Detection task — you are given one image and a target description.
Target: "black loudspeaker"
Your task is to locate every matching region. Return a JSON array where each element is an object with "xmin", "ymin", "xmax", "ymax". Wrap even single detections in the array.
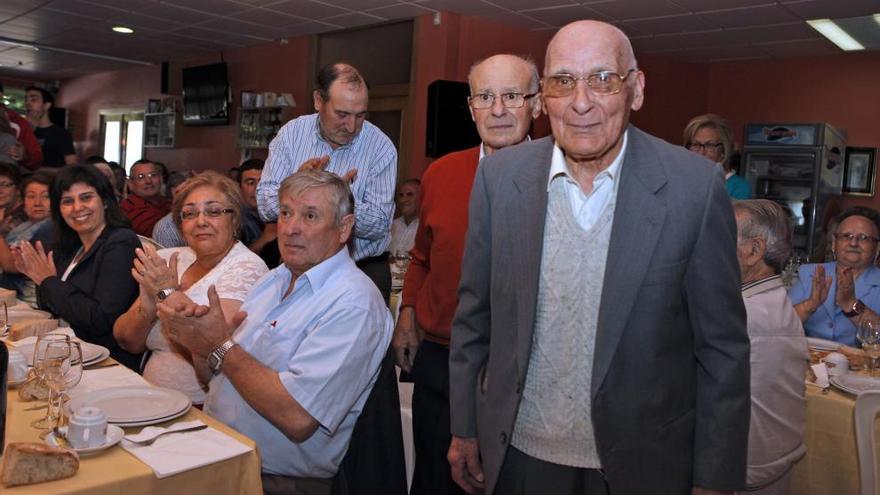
[
  {"xmin": 160, "ymin": 61, "xmax": 169, "ymax": 94},
  {"xmin": 425, "ymin": 80, "xmax": 480, "ymax": 158}
]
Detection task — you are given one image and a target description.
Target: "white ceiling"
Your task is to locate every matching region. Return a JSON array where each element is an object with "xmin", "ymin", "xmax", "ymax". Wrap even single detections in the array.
[{"xmin": 0, "ymin": 0, "xmax": 877, "ymax": 81}]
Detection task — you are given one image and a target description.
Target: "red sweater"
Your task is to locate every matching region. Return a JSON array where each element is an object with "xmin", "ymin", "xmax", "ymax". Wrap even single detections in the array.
[
  {"xmin": 401, "ymin": 146, "xmax": 480, "ymax": 344},
  {"xmin": 6, "ymin": 109, "xmax": 42, "ymax": 170},
  {"xmin": 120, "ymin": 194, "xmax": 170, "ymax": 237}
]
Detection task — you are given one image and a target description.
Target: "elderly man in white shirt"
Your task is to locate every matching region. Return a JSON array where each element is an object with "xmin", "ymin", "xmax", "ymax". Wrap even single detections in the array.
[
  {"xmin": 159, "ymin": 169, "xmax": 393, "ymax": 495},
  {"xmin": 733, "ymin": 199, "xmax": 808, "ymax": 495}
]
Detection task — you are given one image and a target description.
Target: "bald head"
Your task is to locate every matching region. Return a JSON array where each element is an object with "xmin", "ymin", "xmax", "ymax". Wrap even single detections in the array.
[
  {"xmin": 467, "ymin": 54, "xmax": 543, "ymax": 156},
  {"xmin": 545, "ymin": 20, "xmax": 637, "ymax": 75}
]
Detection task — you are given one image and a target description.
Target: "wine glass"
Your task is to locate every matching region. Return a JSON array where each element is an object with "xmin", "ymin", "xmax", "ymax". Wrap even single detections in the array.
[
  {"xmin": 857, "ymin": 318, "xmax": 880, "ymax": 376},
  {"xmin": 34, "ymin": 340, "xmax": 82, "ymax": 431},
  {"xmin": 29, "ymin": 334, "xmax": 71, "ymax": 429}
]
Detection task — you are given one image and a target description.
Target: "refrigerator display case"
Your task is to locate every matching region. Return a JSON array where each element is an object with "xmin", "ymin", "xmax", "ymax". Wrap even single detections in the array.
[{"xmin": 743, "ymin": 123, "xmax": 846, "ymax": 260}]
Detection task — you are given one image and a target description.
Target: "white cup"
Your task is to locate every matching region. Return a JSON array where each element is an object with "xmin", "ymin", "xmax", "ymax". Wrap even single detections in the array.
[
  {"xmin": 67, "ymin": 407, "xmax": 108, "ymax": 449},
  {"xmin": 823, "ymin": 352, "xmax": 849, "ymax": 377},
  {"xmin": 7, "ymin": 349, "xmax": 28, "ymax": 383}
]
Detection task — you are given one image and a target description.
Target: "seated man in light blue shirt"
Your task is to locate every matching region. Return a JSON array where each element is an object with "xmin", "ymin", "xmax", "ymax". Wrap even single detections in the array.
[{"xmin": 158, "ymin": 169, "xmax": 393, "ymax": 494}]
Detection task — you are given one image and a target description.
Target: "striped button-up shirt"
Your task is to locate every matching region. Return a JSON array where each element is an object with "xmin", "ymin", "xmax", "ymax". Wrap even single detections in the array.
[{"xmin": 257, "ymin": 113, "xmax": 398, "ymax": 261}]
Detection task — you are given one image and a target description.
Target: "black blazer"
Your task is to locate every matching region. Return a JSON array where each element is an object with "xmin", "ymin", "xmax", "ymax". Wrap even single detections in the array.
[{"xmin": 37, "ymin": 226, "xmax": 142, "ymax": 371}]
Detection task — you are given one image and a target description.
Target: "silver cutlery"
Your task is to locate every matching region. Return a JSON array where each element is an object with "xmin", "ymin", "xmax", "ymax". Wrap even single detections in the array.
[{"xmin": 125, "ymin": 424, "xmax": 208, "ymax": 446}]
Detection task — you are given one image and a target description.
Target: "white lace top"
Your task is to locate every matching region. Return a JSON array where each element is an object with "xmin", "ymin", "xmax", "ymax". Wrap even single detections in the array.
[{"xmin": 143, "ymin": 241, "xmax": 269, "ymax": 403}]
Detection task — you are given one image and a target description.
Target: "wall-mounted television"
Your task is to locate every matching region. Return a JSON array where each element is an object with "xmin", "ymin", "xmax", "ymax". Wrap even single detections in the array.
[{"xmin": 182, "ymin": 62, "xmax": 230, "ymax": 126}]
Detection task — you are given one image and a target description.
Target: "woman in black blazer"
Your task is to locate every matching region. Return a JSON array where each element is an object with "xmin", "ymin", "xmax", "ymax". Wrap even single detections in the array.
[{"xmin": 15, "ymin": 165, "xmax": 142, "ymax": 371}]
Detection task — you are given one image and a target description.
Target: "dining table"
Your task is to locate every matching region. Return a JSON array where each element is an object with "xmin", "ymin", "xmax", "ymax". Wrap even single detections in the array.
[
  {"xmin": 1, "ymin": 357, "xmax": 264, "ymax": 494},
  {"xmin": 790, "ymin": 379, "xmax": 880, "ymax": 494}
]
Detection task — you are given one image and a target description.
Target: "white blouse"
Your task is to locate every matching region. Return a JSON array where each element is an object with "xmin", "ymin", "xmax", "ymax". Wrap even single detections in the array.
[{"xmin": 142, "ymin": 241, "xmax": 268, "ymax": 403}]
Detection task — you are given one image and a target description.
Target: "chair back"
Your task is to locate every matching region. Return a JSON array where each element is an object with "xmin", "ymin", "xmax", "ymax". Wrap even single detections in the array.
[
  {"xmin": 855, "ymin": 390, "xmax": 880, "ymax": 495},
  {"xmin": 331, "ymin": 349, "xmax": 407, "ymax": 495}
]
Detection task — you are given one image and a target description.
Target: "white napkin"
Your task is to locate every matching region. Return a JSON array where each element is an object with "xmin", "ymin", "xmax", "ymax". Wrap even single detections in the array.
[
  {"xmin": 120, "ymin": 420, "xmax": 253, "ymax": 479},
  {"xmin": 68, "ymin": 366, "xmax": 150, "ymax": 399},
  {"xmin": 810, "ymin": 362, "xmax": 830, "ymax": 389}
]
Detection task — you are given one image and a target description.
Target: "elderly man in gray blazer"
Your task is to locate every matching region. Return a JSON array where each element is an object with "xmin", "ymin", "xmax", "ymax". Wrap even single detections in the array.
[{"xmin": 448, "ymin": 20, "xmax": 750, "ymax": 495}]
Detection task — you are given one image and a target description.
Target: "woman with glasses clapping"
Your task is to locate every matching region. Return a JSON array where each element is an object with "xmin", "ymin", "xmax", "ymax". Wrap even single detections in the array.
[
  {"xmin": 113, "ymin": 171, "xmax": 267, "ymax": 404},
  {"xmin": 789, "ymin": 207, "xmax": 880, "ymax": 346}
]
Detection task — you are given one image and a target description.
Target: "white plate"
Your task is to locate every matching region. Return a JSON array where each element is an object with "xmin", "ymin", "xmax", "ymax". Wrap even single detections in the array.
[
  {"xmin": 14, "ymin": 339, "xmax": 108, "ymax": 366},
  {"xmin": 45, "ymin": 425, "xmax": 124, "ymax": 455},
  {"xmin": 6, "ymin": 375, "xmax": 27, "ymax": 387},
  {"xmin": 808, "ymin": 337, "xmax": 840, "ymax": 351},
  {"xmin": 830, "ymin": 374, "xmax": 880, "ymax": 395},
  {"xmin": 111, "ymin": 406, "xmax": 193, "ymax": 428},
  {"xmin": 65, "ymin": 386, "xmax": 191, "ymax": 425}
]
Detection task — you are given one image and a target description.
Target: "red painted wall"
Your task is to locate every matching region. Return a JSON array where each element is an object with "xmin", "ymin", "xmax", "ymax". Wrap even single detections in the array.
[
  {"xmin": 58, "ymin": 37, "xmax": 311, "ymax": 172},
  {"xmin": 707, "ymin": 52, "xmax": 880, "ymax": 210}
]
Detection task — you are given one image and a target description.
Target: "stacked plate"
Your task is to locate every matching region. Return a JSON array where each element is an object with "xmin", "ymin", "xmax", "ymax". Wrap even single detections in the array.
[
  {"xmin": 65, "ymin": 386, "xmax": 192, "ymax": 427},
  {"xmin": 807, "ymin": 337, "xmax": 840, "ymax": 351},
  {"xmin": 830, "ymin": 374, "xmax": 880, "ymax": 395},
  {"xmin": 14, "ymin": 339, "xmax": 110, "ymax": 367}
]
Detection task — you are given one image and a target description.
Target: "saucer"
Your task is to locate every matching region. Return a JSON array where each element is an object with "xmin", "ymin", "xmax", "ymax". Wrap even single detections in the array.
[{"xmin": 45, "ymin": 425, "xmax": 124, "ymax": 455}]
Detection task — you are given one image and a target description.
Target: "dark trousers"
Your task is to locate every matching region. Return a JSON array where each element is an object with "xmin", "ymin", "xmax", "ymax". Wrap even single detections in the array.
[
  {"xmin": 495, "ymin": 446, "xmax": 610, "ymax": 495},
  {"xmin": 262, "ymin": 473, "xmax": 332, "ymax": 495},
  {"xmin": 410, "ymin": 341, "xmax": 465, "ymax": 495},
  {"xmin": 356, "ymin": 252, "xmax": 391, "ymax": 303}
]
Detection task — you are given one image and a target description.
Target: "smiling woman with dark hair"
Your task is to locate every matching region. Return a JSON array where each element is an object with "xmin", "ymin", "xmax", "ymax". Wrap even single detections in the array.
[{"xmin": 13, "ymin": 164, "xmax": 143, "ymax": 371}]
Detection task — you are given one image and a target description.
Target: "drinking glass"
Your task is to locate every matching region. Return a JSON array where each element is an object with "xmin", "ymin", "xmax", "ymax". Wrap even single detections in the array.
[
  {"xmin": 857, "ymin": 318, "xmax": 880, "ymax": 376},
  {"xmin": 0, "ymin": 302, "xmax": 8, "ymax": 337},
  {"xmin": 29, "ymin": 334, "xmax": 71, "ymax": 429},
  {"xmin": 33, "ymin": 340, "xmax": 82, "ymax": 431}
]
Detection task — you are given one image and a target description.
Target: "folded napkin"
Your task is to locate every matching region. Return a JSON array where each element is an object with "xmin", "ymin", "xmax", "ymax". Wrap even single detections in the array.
[
  {"xmin": 810, "ymin": 362, "xmax": 830, "ymax": 389},
  {"xmin": 9, "ymin": 327, "xmax": 76, "ymax": 348},
  {"xmin": 120, "ymin": 420, "xmax": 253, "ymax": 479},
  {"xmin": 68, "ymin": 366, "xmax": 150, "ymax": 399}
]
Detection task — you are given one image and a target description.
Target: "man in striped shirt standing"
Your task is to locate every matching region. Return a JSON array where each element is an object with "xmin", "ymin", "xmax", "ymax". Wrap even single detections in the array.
[{"xmin": 257, "ymin": 62, "xmax": 397, "ymax": 301}]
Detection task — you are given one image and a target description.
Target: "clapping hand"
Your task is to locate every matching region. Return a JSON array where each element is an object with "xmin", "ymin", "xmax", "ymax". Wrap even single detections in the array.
[
  {"xmin": 12, "ymin": 240, "xmax": 56, "ymax": 285},
  {"xmin": 835, "ymin": 263, "xmax": 857, "ymax": 309},
  {"xmin": 132, "ymin": 244, "xmax": 179, "ymax": 301},
  {"xmin": 806, "ymin": 265, "xmax": 831, "ymax": 312},
  {"xmin": 297, "ymin": 155, "xmax": 357, "ymax": 183},
  {"xmin": 159, "ymin": 284, "xmax": 246, "ymax": 358}
]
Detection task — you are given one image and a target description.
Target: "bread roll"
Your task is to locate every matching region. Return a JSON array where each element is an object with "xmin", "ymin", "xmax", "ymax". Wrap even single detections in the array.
[
  {"xmin": 1, "ymin": 442, "xmax": 79, "ymax": 487},
  {"xmin": 17, "ymin": 376, "xmax": 49, "ymax": 402},
  {"xmin": 9, "ymin": 319, "xmax": 59, "ymax": 342},
  {"xmin": 0, "ymin": 287, "xmax": 16, "ymax": 308}
]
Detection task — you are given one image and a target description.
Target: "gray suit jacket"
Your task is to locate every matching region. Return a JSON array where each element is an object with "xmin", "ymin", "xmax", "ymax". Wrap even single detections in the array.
[{"xmin": 449, "ymin": 126, "xmax": 750, "ymax": 494}]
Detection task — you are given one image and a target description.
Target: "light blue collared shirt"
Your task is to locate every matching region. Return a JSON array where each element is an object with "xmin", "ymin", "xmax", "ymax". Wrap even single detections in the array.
[
  {"xmin": 256, "ymin": 113, "xmax": 398, "ymax": 261},
  {"xmin": 789, "ymin": 262, "xmax": 880, "ymax": 347},
  {"xmin": 546, "ymin": 131, "xmax": 628, "ymax": 231},
  {"xmin": 204, "ymin": 247, "xmax": 394, "ymax": 477}
]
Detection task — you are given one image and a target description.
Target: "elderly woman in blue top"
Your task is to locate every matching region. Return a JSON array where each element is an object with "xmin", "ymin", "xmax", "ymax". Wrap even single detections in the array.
[{"xmin": 789, "ymin": 206, "xmax": 880, "ymax": 346}]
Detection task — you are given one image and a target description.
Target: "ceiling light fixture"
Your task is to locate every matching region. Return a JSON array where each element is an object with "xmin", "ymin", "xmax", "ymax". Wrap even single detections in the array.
[
  {"xmin": 874, "ymin": 13, "xmax": 880, "ymax": 27},
  {"xmin": 112, "ymin": 26, "xmax": 134, "ymax": 34},
  {"xmin": 807, "ymin": 18, "xmax": 865, "ymax": 51}
]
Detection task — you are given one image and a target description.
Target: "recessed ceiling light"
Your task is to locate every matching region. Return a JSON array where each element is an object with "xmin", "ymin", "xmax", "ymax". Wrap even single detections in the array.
[
  {"xmin": 807, "ymin": 19, "xmax": 865, "ymax": 51},
  {"xmin": 112, "ymin": 26, "xmax": 134, "ymax": 34}
]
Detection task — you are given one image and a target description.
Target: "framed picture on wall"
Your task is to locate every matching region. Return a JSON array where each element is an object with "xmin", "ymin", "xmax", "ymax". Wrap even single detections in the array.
[{"xmin": 843, "ymin": 147, "xmax": 877, "ymax": 196}]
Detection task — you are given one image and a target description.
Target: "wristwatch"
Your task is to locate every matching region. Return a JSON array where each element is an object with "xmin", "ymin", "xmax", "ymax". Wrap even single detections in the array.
[
  {"xmin": 208, "ymin": 339, "xmax": 237, "ymax": 374},
  {"xmin": 844, "ymin": 299, "xmax": 866, "ymax": 318},
  {"xmin": 156, "ymin": 287, "xmax": 175, "ymax": 301}
]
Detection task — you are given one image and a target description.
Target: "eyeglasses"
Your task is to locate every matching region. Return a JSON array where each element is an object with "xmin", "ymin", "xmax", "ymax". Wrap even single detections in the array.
[
  {"xmin": 688, "ymin": 141, "xmax": 724, "ymax": 152},
  {"xmin": 0, "ymin": 182, "xmax": 16, "ymax": 189},
  {"xmin": 542, "ymin": 69, "xmax": 637, "ymax": 98},
  {"xmin": 131, "ymin": 172, "xmax": 160, "ymax": 182},
  {"xmin": 834, "ymin": 232, "xmax": 880, "ymax": 244},
  {"xmin": 468, "ymin": 92, "xmax": 538, "ymax": 109},
  {"xmin": 180, "ymin": 206, "xmax": 234, "ymax": 221}
]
